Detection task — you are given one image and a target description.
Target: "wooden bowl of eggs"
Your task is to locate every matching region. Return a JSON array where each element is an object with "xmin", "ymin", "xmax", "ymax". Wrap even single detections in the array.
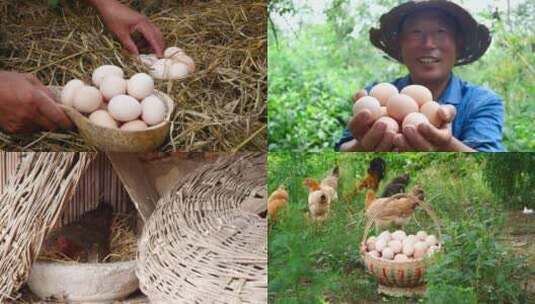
[
  {"xmin": 360, "ymin": 198, "xmax": 442, "ymax": 297},
  {"xmin": 51, "ymin": 65, "xmax": 175, "ymax": 152},
  {"xmin": 353, "ymin": 83, "xmax": 446, "ymax": 138}
]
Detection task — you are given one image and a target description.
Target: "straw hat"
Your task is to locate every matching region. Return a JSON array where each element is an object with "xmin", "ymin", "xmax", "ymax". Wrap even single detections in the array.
[{"xmin": 369, "ymin": 0, "xmax": 491, "ymax": 66}]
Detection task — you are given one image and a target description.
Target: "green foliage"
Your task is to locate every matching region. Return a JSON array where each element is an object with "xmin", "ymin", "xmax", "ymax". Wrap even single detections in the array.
[
  {"xmin": 268, "ymin": 0, "xmax": 535, "ymax": 151},
  {"xmin": 268, "ymin": 153, "xmax": 529, "ymax": 303},
  {"xmin": 424, "ymin": 284, "xmax": 478, "ymax": 304},
  {"xmin": 425, "ymin": 219, "xmax": 527, "ymax": 303},
  {"xmin": 482, "ymin": 153, "xmax": 535, "ymax": 209},
  {"xmin": 48, "ymin": 0, "xmax": 60, "ymax": 8}
]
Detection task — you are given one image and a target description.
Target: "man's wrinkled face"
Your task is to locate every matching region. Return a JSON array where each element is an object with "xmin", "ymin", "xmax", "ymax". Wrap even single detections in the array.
[{"xmin": 399, "ymin": 10, "xmax": 461, "ymax": 84}]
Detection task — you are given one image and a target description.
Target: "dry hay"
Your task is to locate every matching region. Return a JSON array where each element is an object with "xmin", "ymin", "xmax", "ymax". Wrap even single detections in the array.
[
  {"xmin": 0, "ymin": 0, "xmax": 266, "ymax": 151},
  {"xmin": 37, "ymin": 212, "xmax": 138, "ymax": 263}
]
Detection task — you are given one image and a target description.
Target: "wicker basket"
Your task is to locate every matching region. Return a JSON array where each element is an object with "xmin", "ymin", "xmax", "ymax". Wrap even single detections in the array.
[
  {"xmin": 49, "ymin": 86, "xmax": 175, "ymax": 152},
  {"xmin": 360, "ymin": 193, "xmax": 442, "ymax": 297}
]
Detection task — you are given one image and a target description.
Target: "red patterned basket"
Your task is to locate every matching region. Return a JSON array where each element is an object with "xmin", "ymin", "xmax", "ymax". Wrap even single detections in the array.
[{"xmin": 360, "ymin": 194, "xmax": 442, "ymax": 297}]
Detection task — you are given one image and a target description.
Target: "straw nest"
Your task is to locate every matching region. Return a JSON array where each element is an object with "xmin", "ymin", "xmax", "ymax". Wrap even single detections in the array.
[
  {"xmin": 0, "ymin": 0, "xmax": 266, "ymax": 151},
  {"xmin": 38, "ymin": 212, "xmax": 138, "ymax": 263}
]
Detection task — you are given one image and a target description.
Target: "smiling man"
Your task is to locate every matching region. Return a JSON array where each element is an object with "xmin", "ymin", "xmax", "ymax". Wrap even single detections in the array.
[{"xmin": 336, "ymin": 0, "xmax": 504, "ymax": 152}]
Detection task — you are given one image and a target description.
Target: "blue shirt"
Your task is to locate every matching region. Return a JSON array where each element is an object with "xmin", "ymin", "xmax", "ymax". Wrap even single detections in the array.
[{"xmin": 335, "ymin": 74, "xmax": 505, "ymax": 152}]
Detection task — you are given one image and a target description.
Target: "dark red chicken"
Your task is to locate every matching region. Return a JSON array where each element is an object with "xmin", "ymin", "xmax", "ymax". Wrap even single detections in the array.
[{"xmin": 42, "ymin": 202, "xmax": 114, "ymax": 262}]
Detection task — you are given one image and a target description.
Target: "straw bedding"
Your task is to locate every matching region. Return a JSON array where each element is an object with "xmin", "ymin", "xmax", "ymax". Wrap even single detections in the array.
[
  {"xmin": 0, "ymin": 152, "xmax": 95, "ymax": 302},
  {"xmin": 0, "ymin": 0, "xmax": 266, "ymax": 152},
  {"xmin": 137, "ymin": 153, "xmax": 267, "ymax": 303}
]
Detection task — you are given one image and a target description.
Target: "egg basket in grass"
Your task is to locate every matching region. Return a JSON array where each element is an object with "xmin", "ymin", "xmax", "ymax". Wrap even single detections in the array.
[{"xmin": 359, "ymin": 193, "xmax": 442, "ymax": 297}]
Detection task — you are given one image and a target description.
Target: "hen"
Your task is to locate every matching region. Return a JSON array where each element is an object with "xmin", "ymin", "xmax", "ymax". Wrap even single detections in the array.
[
  {"xmin": 381, "ymin": 173, "xmax": 410, "ymax": 197},
  {"xmin": 308, "ymin": 190, "xmax": 330, "ymax": 222},
  {"xmin": 357, "ymin": 158, "xmax": 385, "ymax": 191},
  {"xmin": 365, "ymin": 186, "xmax": 425, "ymax": 228},
  {"xmin": 303, "ymin": 165, "xmax": 339, "ymax": 202},
  {"xmin": 42, "ymin": 202, "xmax": 114, "ymax": 262},
  {"xmin": 267, "ymin": 185, "xmax": 289, "ymax": 221}
]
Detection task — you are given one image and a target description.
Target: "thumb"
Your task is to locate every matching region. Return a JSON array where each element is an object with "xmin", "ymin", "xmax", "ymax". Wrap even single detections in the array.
[{"xmin": 352, "ymin": 89, "xmax": 368, "ymax": 102}]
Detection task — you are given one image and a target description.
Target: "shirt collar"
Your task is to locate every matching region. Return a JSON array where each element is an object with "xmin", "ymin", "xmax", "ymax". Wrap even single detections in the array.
[{"xmin": 396, "ymin": 73, "xmax": 462, "ymax": 105}]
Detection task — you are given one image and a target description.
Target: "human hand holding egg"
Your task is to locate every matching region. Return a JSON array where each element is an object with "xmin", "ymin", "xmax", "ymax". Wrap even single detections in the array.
[{"xmin": 347, "ymin": 83, "xmax": 457, "ymax": 151}]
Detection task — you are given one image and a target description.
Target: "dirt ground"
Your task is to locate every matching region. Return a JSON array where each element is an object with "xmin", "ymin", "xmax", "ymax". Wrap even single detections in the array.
[{"xmin": 502, "ymin": 211, "xmax": 535, "ymax": 302}]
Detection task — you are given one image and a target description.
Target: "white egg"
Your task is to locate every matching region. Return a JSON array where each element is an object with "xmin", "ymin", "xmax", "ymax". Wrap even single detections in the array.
[
  {"xmin": 426, "ymin": 235, "xmax": 438, "ymax": 247},
  {"xmin": 108, "ymin": 95, "xmax": 142, "ymax": 122},
  {"xmin": 391, "ymin": 230, "xmax": 407, "ymax": 241},
  {"xmin": 401, "ymin": 84, "xmax": 433, "ymax": 107},
  {"xmin": 402, "ymin": 242, "xmax": 415, "ymax": 257},
  {"xmin": 369, "ymin": 82, "xmax": 398, "ymax": 106},
  {"xmin": 138, "ymin": 54, "xmax": 159, "ymax": 66},
  {"xmin": 413, "ymin": 241, "xmax": 429, "ymax": 259},
  {"xmin": 368, "ymin": 250, "xmax": 380, "ymax": 258},
  {"xmin": 150, "ymin": 59, "xmax": 173, "ymax": 79},
  {"xmin": 100, "ymin": 75, "xmax": 127, "ymax": 100},
  {"xmin": 375, "ymin": 238, "xmax": 387, "ymax": 253},
  {"xmin": 92, "ymin": 65, "xmax": 124, "ymax": 87},
  {"xmin": 402, "ymin": 112, "xmax": 429, "ymax": 129},
  {"xmin": 353, "ymin": 96, "xmax": 381, "ymax": 119},
  {"xmin": 120, "ymin": 120, "xmax": 148, "ymax": 131},
  {"xmin": 72, "ymin": 86, "xmax": 102, "ymax": 113},
  {"xmin": 366, "ymin": 236, "xmax": 376, "ymax": 251},
  {"xmin": 377, "ymin": 231, "xmax": 391, "ymax": 242},
  {"xmin": 420, "ymin": 101, "xmax": 442, "ymax": 127},
  {"xmin": 386, "ymin": 93, "xmax": 419, "ymax": 122},
  {"xmin": 380, "ymin": 106, "xmax": 388, "ymax": 117},
  {"xmin": 164, "ymin": 46, "xmax": 185, "ymax": 59},
  {"xmin": 127, "ymin": 73, "xmax": 154, "ymax": 100},
  {"xmin": 141, "ymin": 95, "xmax": 166, "ymax": 125},
  {"xmin": 382, "ymin": 247, "xmax": 394, "ymax": 260},
  {"xmin": 169, "ymin": 62, "xmax": 190, "ymax": 79},
  {"xmin": 88, "ymin": 110, "xmax": 118, "ymax": 129},
  {"xmin": 403, "ymin": 235, "xmax": 418, "ymax": 247},
  {"xmin": 61, "ymin": 79, "xmax": 84, "ymax": 106},
  {"xmin": 388, "ymin": 240, "xmax": 402, "ymax": 254},
  {"xmin": 394, "ymin": 254, "xmax": 409, "ymax": 262},
  {"xmin": 172, "ymin": 53, "xmax": 195, "ymax": 73},
  {"xmin": 416, "ymin": 231, "xmax": 428, "ymax": 241}
]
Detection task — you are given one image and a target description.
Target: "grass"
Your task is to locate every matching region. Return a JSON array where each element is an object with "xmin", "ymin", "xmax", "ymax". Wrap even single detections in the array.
[{"xmin": 268, "ymin": 153, "xmax": 529, "ymax": 303}]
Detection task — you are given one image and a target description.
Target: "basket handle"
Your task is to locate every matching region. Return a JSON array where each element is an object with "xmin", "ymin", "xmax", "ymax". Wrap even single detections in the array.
[{"xmin": 361, "ymin": 193, "xmax": 442, "ymax": 247}]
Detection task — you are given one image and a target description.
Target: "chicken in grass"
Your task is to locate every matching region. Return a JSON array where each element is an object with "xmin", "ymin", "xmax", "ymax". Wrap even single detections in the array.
[
  {"xmin": 345, "ymin": 158, "xmax": 385, "ymax": 203},
  {"xmin": 42, "ymin": 202, "xmax": 114, "ymax": 262},
  {"xmin": 357, "ymin": 158, "xmax": 386, "ymax": 191},
  {"xmin": 303, "ymin": 165, "xmax": 339, "ymax": 202},
  {"xmin": 381, "ymin": 173, "xmax": 410, "ymax": 197},
  {"xmin": 308, "ymin": 190, "xmax": 331, "ymax": 222},
  {"xmin": 366, "ymin": 186, "xmax": 425, "ymax": 228},
  {"xmin": 267, "ymin": 185, "xmax": 289, "ymax": 221}
]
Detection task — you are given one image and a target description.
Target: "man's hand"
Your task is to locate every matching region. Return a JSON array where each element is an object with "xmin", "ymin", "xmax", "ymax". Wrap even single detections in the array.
[
  {"xmin": 340, "ymin": 89, "xmax": 395, "ymax": 152},
  {"xmin": 87, "ymin": 0, "xmax": 165, "ymax": 57},
  {"xmin": 393, "ymin": 105, "xmax": 474, "ymax": 151},
  {"xmin": 0, "ymin": 72, "xmax": 73, "ymax": 134}
]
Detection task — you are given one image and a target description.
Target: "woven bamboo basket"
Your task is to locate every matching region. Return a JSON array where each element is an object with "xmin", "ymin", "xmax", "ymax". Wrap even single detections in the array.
[
  {"xmin": 360, "ymin": 193, "xmax": 442, "ymax": 297},
  {"xmin": 137, "ymin": 153, "xmax": 267, "ymax": 304},
  {"xmin": 49, "ymin": 86, "xmax": 175, "ymax": 152},
  {"xmin": 0, "ymin": 152, "xmax": 141, "ymax": 302}
]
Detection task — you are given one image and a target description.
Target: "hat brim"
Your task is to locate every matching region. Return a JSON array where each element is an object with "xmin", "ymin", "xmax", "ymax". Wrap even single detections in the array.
[{"xmin": 369, "ymin": 0, "xmax": 491, "ymax": 66}]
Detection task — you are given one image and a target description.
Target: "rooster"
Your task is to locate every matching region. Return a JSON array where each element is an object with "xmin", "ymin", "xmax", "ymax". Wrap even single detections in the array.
[
  {"xmin": 267, "ymin": 185, "xmax": 289, "ymax": 221},
  {"xmin": 381, "ymin": 173, "xmax": 410, "ymax": 197},
  {"xmin": 42, "ymin": 202, "xmax": 114, "ymax": 262},
  {"xmin": 365, "ymin": 186, "xmax": 425, "ymax": 228}
]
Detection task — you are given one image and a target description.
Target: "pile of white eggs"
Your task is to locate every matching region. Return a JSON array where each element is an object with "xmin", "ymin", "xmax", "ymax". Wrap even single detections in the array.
[
  {"xmin": 139, "ymin": 46, "xmax": 195, "ymax": 80},
  {"xmin": 61, "ymin": 65, "xmax": 167, "ymax": 131},
  {"xmin": 364, "ymin": 230, "xmax": 440, "ymax": 262},
  {"xmin": 353, "ymin": 83, "xmax": 445, "ymax": 133}
]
